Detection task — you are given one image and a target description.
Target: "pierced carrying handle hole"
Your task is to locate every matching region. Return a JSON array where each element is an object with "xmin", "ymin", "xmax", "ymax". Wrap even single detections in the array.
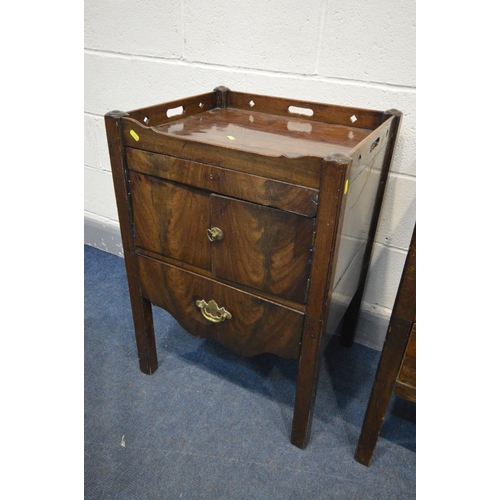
[
  {"xmin": 166, "ymin": 105, "xmax": 185, "ymax": 118},
  {"xmin": 370, "ymin": 137, "xmax": 380, "ymax": 152},
  {"xmin": 288, "ymin": 105, "xmax": 314, "ymax": 117}
]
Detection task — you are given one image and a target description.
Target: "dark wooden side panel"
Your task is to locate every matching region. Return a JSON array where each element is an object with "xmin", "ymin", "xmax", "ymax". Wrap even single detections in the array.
[
  {"xmin": 129, "ymin": 172, "xmax": 212, "ymax": 270},
  {"xmin": 126, "ymin": 148, "xmax": 319, "ymax": 217},
  {"xmin": 340, "ymin": 110, "xmax": 403, "ymax": 347},
  {"xmin": 325, "ymin": 145, "xmax": 386, "ymax": 338},
  {"xmin": 331, "ymin": 147, "xmax": 385, "ymax": 290},
  {"xmin": 229, "ymin": 91, "xmax": 384, "ymax": 130},
  {"xmin": 137, "ymin": 255, "xmax": 304, "ymax": 359},
  {"xmin": 347, "ymin": 117, "xmax": 393, "ymax": 177},
  {"xmin": 121, "ymin": 118, "xmax": 323, "ymax": 189},
  {"xmin": 211, "ymin": 195, "xmax": 315, "ymax": 303},
  {"xmin": 126, "ymin": 92, "xmax": 217, "ymax": 128},
  {"xmin": 326, "ymin": 241, "xmax": 367, "ymax": 336}
]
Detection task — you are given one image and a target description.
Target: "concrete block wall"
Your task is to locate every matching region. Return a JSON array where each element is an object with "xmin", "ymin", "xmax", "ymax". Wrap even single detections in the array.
[{"xmin": 84, "ymin": 0, "xmax": 416, "ymax": 349}]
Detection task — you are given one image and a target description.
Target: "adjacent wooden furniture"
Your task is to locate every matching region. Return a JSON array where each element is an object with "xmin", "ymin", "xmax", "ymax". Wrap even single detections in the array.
[
  {"xmin": 355, "ymin": 226, "xmax": 416, "ymax": 465},
  {"xmin": 105, "ymin": 87, "xmax": 401, "ymax": 449}
]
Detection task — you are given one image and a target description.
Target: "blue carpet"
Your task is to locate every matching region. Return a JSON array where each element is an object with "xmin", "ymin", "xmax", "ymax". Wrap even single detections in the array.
[{"xmin": 84, "ymin": 245, "xmax": 416, "ymax": 499}]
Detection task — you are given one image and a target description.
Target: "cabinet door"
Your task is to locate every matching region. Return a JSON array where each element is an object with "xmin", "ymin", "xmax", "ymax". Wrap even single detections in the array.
[
  {"xmin": 130, "ymin": 172, "xmax": 211, "ymax": 270},
  {"xmin": 210, "ymin": 195, "xmax": 314, "ymax": 303}
]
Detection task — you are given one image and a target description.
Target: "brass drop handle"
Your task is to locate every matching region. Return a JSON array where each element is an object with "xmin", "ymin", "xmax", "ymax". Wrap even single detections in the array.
[
  {"xmin": 196, "ymin": 299, "xmax": 232, "ymax": 323},
  {"xmin": 206, "ymin": 227, "xmax": 224, "ymax": 242}
]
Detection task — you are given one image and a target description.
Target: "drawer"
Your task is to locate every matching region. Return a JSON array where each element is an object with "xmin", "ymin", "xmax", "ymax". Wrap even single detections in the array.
[
  {"xmin": 131, "ymin": 172, "xmax": 315, "ymax": 303},
  {"xmin": 137, "ymin": 255, "xmax": 304, "ymax": 358},
  {"xmin": 126, "ymin": 148, "xmax": 319, "ymax": 217}
]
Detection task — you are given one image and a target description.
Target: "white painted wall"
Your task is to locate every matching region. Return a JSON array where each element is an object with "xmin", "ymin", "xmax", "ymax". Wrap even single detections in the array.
[{"xmin": 84, "ymin": 0, "xmax": 416, "ymax": 349}]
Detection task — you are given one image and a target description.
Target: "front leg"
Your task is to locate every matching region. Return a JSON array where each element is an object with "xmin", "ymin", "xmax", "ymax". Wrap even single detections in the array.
[
  {"xmin": 123, "ymin": 250, "xmax": 158, "ymax": 374},
  {"xmin": 105, "ymin": 111, "xmax": 158, "ymax": 375},
  {"xmin": 291, "ymin": 317, "xmax": 323, "ymax": 449}
]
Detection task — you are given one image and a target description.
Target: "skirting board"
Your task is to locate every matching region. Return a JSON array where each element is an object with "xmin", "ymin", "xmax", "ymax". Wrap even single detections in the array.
[
  {"xmin": 84, "ymin": 215, "xmax": 389, "ymax": 350},
  {"xmin": 84, "ymin": 215, "xmax": 124, "ymax": 258}
]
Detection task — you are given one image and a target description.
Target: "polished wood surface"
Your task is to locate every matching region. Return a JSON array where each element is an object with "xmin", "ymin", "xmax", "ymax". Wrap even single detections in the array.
[
  {"xmin": 127, "ymin": 91, "xmax": 217, "ymax": 128},
  {"xmin": 355, "ymin": 226, "xmax": 416, "ymax": 466},
  {"xmin": 123, "ymin": 117, "xmax": 324, "ymax": 188},
  {"xmin": 155, "ymin": 108, "xmax": 373, "ymax": 158},
  {"xmin": 291, "ymin": 154, "xmax": 349, "ymax": 448},
  {"xmin": 126, "ymin": 148, "xmax": 319, "ymax": 217},
  {"xmin": 326, "ymin": 144, "xmax": 385, "ymax": 338},
  {"xmin": 130, "ymin": 172, "xmax": 211, "ymax": 270},
  {"xmin": 130, "ymin": 171, "xmax": 315, "ymax": 302},
  {"xmin": 104, "ymin": 111, "xmax": 158, "ymax": 375},
  {"xmin": 136, "ymin": 247, "xmax": 307, "ymax": 313},
  {"xmin": 211, "ymin": 195, "xmax": 314, "ymax": 303},
  {"xmin": 138, "ymin": 255, "xmax": 304, "ymax": 358},
  {"xmin": 105, "ymin": 87, "xmax": 402, "ymax": 450},
  {"xmin": 229, "ymin": 90, "xmax": 385, "ymax": 130}
]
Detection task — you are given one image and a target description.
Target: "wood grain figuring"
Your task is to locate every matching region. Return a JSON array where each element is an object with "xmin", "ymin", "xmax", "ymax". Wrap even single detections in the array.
[
  {"xmin": 122, "ymin": 117, "xmax": 323, "ymax": 189},
  {"xmin": 130, "ymin": 172, "xmax": 212, "ymax": 270},
  {"xmin": 211, "ymin": 195, "xmax": 314, "ymax": 303},
  {"xmin": 137, "ymin": 255, "xmax": 304, "ymax": 358},
  {"xmin": 106, "ymin": 89, "xmax": 402, "ymax": 450},
  {"xmin": 126, "ymin": 148, "xmax": 319, "ymax": 217},
  {"xmin": 136, "ymin": 247, "xmax": 307, "ymax": 313},
  {"xmin": 155, "ymin": 108, "xmax": 372, "ymax": 158}
]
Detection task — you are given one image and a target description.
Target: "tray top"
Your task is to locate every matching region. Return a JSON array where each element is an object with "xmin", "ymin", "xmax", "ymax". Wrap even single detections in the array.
[{"xmin": 154, "ymin": 108, "xmax": 373, "ymax": 158}]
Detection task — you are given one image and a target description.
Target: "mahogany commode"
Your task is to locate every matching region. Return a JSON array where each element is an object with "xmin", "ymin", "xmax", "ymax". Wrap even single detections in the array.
[{"xmin": 105, "ymin": 87, "xmax": 401, "ymax": 449}]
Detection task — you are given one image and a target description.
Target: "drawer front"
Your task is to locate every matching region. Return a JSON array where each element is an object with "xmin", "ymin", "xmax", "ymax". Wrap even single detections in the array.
[
  {"xmin": 137, "ymin": 255, "xmax": 304, "ymax": 358},
  {"xmin": 130, "ymin": 171, "xmax": 212, "ymax": 270},
  {"xmin": 126, "ymin": 148, "xmax": 319, "ymax": 217},
  {"xmin": 211, "ymin": 195, "xmax": 314, "ymax": 303}
]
